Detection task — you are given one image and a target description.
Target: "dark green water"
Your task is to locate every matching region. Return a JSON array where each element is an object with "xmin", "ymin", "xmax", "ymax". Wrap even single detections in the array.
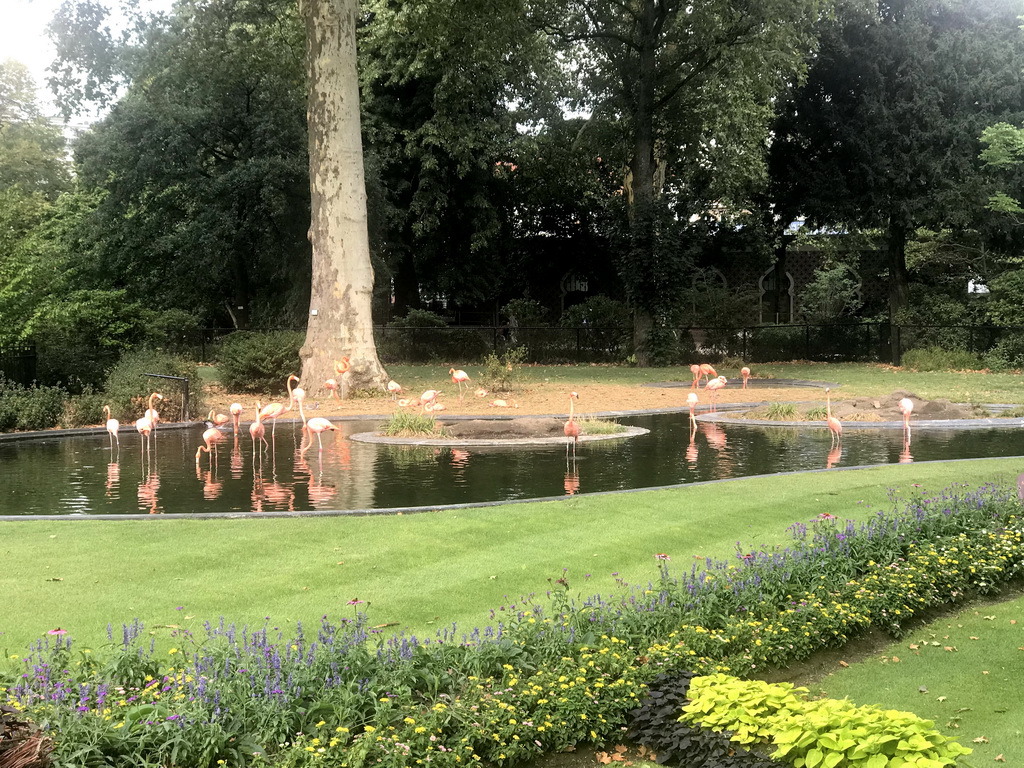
[{"xmin": 1, "ymin": 414, "xmax": 1021, "ymax": 516}]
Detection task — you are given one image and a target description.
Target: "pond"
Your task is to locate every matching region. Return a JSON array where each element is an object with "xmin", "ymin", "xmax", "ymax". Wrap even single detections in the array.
[{"xmin": 2, "ymin": 412, "xmax": 1023, "ymax": 517}]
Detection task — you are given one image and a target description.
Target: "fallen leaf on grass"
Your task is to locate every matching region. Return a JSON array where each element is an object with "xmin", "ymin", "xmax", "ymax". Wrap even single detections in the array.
[
  {"xmin": 984, "ymin": 616, "xmax": 996, "ymax": 621},
  {"xmin": 838, "ymin": 660, "xmax": 849, "ymax": 667},
  {"xmin": 937, "ymin": 696, "xmax": 947, "ymax": 702},
  {"xmin": 892, "ymin": 656, "xmax": 901, "ymax": 663},
  {"xmin": 597, "ymin": 753, "xmax": 611, "ymax": 765},
  {"xmin": 944, "ymin": 646, "xmax": 957, "ymax": 652},
  {"xmin": 970, "ymin": 636, "xmax": 979, "ymax": 640},
  {"xmin": 973, "ymin": 736, "xmax": 990, "ymax": 743},
  {"xmin": 995, "ymin": 754, "xmax": 1005, "ymax": 762},
  {"xmin": 46, "ymin": 578, "xmax": 63, "ymax": 582},
  {"xmin": 908, "ymin": 643, "xmax": 920, "ymax": 650},
  {"xmin": 615, "ymin": 746, "xmax": 628, "ymax": 754}
]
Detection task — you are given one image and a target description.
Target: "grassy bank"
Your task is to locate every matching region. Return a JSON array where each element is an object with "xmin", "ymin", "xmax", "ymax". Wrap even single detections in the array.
[{"xmin": 3, "ymin": 458, "xmax": 1021, "ymax": 657}]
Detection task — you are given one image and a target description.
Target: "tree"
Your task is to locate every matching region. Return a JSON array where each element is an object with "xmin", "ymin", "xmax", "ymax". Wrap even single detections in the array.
[
  {"xmin": 771, "ymin": 0, "xmax": 1024, "ymax": 361},
  {"xmin": 297, "ymin": 0, "xmax": 387, "ymax": 390},
  {"xmin": 535, "ymin": 0, "xmax": 821, "ymax": 364}
]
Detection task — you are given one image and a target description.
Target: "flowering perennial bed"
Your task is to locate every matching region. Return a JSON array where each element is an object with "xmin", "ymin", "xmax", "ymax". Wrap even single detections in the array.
[{"xmin": 2, "ymin": 484, "xmax": 1021, "ymax": 767}]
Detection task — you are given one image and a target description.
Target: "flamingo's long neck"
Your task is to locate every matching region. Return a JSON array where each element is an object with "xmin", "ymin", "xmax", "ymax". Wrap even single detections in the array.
[
  {"xmin": 568, "ymin": 396, "xmax": 575, "ymax": 423},
  {"xmin": 826, "ymin": 391, "xmax": 832, "ymax": 419},
  {"xmin": 149, "ymin": 393, "xmax": 157, "ymax": 411}
]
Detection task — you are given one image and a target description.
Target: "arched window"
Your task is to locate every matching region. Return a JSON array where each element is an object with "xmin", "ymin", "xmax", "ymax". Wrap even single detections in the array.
[{"xmin": 759, "ymin": 267, "xmax": 795, "ymax": 324}]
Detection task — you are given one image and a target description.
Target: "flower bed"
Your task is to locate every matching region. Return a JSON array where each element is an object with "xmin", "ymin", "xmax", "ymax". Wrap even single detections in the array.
[{"xmin": 3, "ymin": 485, "xmax": 1021, "ymax": 767}]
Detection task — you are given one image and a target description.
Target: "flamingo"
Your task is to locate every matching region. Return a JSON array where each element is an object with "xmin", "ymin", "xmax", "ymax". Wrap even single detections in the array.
[
  {"xmin": 335, "ymin": 357, "xmax": 351, "ymax": 399},
  {"xmin": 207, "ymin": 409, "xmax": 230, "ymax": 428},
  {"xmin": 259, "ymin": 401, "xmax": 287, "ymax": 438},
  {"xmin": 449, "ymin": 368, "xmax": 470, "ymax": 400},
  {"xmin": 826, "ymin": 443, "xmax": 842, "ymax": 469},
  {"xmin": 474, "ymin": 387, "xmax": 488, "ymax": 398},
  {"xmin": 420, "ymin": 390, "xmax": 441, "ymax": 412},
  {"xmin": 386, "ymin": 380, "xmax": 403, "ymax": 399},
  {"xmin": 195, "ymin": 427, "xmax": 226, "ymax": 466},
  {"xmin": 301, "ymin": 417, "xmax": 337, "ymax": 455},
  {"xmin": 564, "ymin": 391, "xmax": 581, "ymax": 458},
  {"xmin": 698, "ymin": 364, "xmax": 717, "ymax": 388},
  {"xmin": 705, "ymin": 376, "xmax": 727, "ymax": 411},
  {"xmin": 686, "ymin": 391, "xmax": 698, "ymax": 428},
  {"xmin": 229, "ymin": 402, "xmax": 244, "ymax": 436},
  {"xmin": 249, "ymin": 401, "xmax": 269, "ymax": 455},
  {"xmin": 898, "ymin": 397, "xmax": 914, "ymax": 433},
  {"xmin": 489, "ymin": 399, "xmax": 510, "ymax": 408},
  {"xmin": 429, "ymin": 402, "xmax": 447, "ymax": 412},
  {"xmin": 103, "ymin": 405, "xmax": 119, "ymax": 449},
  {"xmin": 690, "ymin": 364, "xmax": 701, "ymax": 389},
  {"xmin": 741, "ymin": 367, "xmax": 751, "ymax": 389},
  {"xmin": 825, "ymin": 387, "xmax": 842, "ymax": 447},
  {"xmin": 145, "ymin": 392, "xmax": 163, "ymax": 427},
  {"xmin": 287, "ymin": 375, "xmax": 306, "ymax": 415},
  {"xmin": 397, "ymin": 398, "xmax": 418, "ymax": 408},
  {"xmin": 325, "ymin": 379, "xmax": 340, "ymax": 399},
  {"xmin": 135, "ymin": 415, "xmax": 155, "ymax": 454}
]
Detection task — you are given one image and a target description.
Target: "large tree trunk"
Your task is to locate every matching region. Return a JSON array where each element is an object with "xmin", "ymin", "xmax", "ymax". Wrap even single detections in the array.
[
  {"xmin": 298, "ymin": 0, "xmax": 388, "ymax": 396},
  {"xmin": 887, "ymin": 217, "xmax": 910, "ymax": 365},
  {"xmin": 628, "ymin": 0, "xmax": 659, "ymax": 367}
]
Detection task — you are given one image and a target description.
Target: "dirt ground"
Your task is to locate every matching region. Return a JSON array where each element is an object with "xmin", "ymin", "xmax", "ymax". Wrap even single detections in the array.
[{"xmin": 203, "ymin": 381, "xmax": 980, "ymax": 432}]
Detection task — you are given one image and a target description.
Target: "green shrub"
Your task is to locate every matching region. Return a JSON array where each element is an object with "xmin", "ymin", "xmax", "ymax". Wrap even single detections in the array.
[
  {"xmin": 104, "ymin": 349, "xmax": 205, "ymax": 421},
  {"xmin": 481, "ymin": 346, "xmax": 528, "ymax": 391},
  {"xmin": 380, "ymin": 411, "xmax": 447, "ymax": 437},
  {"xmin": 901, "ymin": 346, "xmax": 983, "ymax": 372},
  {"xmin": 215, "ymin": 331, "xmax": 304, "ymax": 394},
  {"xmin": 0, "ymin": 377, "xmax": 67, "ymax": 431},
  {"xmin": 984, "ymin": 332, "xmax": 1024, "ymax": 372},
  {"xmin": 763, "ymin": 403, "xmax": 797, "ymax": 420},
  {"xmin": 62, "ymin": 388, "xmax": 108, "ymax": 427},
  {"xmin": 682, "ymin": 673, "xmax": 972, "ymax": 768}
]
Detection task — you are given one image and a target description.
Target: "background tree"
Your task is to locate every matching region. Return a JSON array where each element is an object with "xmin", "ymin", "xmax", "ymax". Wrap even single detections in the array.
[
  {"xmin": 533, "ymin": 0, "xmax": 822, "ymax": 364},
  {"xmin": 770, "ymin": 0, "xmax": 1024, "ymax": 361}
]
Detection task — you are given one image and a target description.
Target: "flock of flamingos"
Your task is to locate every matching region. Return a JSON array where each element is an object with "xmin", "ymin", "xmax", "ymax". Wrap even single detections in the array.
[{"xmin": 89, "ymin": 361, "xmax": 920, "ymax": 511}]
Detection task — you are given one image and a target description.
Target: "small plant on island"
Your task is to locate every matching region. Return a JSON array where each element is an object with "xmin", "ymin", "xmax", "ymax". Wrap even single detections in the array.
[
  {"xmin": 380, "ymin": 410, "xmax": 450, "ymax": 437},
  {"xmin": 576, "ymin": 417, "xmax": 627, "ymax": 435},
  {"xmin": 763, "ymin": 402, "xmax": 798, "ymax": 420}
]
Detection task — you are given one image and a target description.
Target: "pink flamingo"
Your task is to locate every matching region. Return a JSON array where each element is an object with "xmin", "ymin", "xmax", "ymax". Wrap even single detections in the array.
[
  {"xmin": 301, "ymin": 417, "xmax": 337, "ymax": 455},
  {"xmin": 230, "ymin": 402, "xmax": 244, "ymax": 436},
  {"xmin": 335, "ymin": 357, "xmax": 351, "ymax": 399},
  {"xmin": 898, "ymin": 397, "xmax": 914, "ymax": 433},
  {"xmin": 564, "ymin": 392, "xmax": 581, "ymax": 458},
  {"xmin": 135, "ymin": 415, "xmax": 155, "ymax": 455},
  {"xmin": 741, "ymin": 367, "xmax": 751, "ymax": 389},
  {"xmin": 386, "ymin": 379, "xmax": 403, "ymax": 399},
  {"xmin": 195, "ymin": 426, "xmax": 226, "ymax": 466},
  {"xmin": 686, "ymin": 391, "xmax": 698, "ymax": 428},
  {"xmin": 287, "ymin": 375, "xmax": 306, "ymax": 415},
  {"xmin": 826, "ymin": 443, "xmax": 842, "ymax": 469},
  {"xmin": 144, "ymin": 392, "xmax": 163, "ymax": 427},
  {"xmin": 420, "ymin": 389, "xmax": 441, "ymax": 412},
  {"xmin": 449, "ymin": 368, "xmax": 470, "ymax": 400},
  {"xmin": 259, "ymin": 401, "xmax": 287, "ymax": 438},
  {"xmin": 103, "ymin": 405, "xmax": 119, "ymax": 449},
  {"xmin": 489, "ymin": 399, "xmax": 510, "ymax": 407},
  {"xmin": 249, "ymin": 401, "xmax": 269, "ymax": 455},
  {"xmin": 825, "ymin": 388, "xmax": 842, "ymax": 446},
  {"xmin": 325, "ymin": 379, "xmax": 340, "ymax": 399},
  {"xmin": 690, "ymin": 364, "xmax": 701, "ymax": 389},
  {"xmin": 207, "ymin": 409, "xmax": 230, "ymax": 428},
  {"xmin": 698, "ymin": 364, "xmax": 717, "ymax": 388},
  {"xmin": 705, "ymin": 376, "xmax": 727, "ymax": 411}
]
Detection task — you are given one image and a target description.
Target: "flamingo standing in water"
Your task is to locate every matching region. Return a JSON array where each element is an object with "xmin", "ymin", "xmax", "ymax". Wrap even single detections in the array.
[
  {"xmin": 741, "ymin": 367, "xmax": 751, "ymax": 389},
  {"xmin": 564, "ymin": 391, "xmax": 581, "ymax": 458},
  {"xmin": 195, "ymin": 427, "xmax": 226, "ymax": 466},
  {"xmin": 898, "ymin": 397, "xmax": 914, "ymax": 434},
  {"xmin": 686, "ymin": 391, "xmax": 699, "ymax": 428},
  {"xmin": 144, "ymin": 392, "xmax": 163, "ymax": 428},
  {"xmin": 287, "ymin": 375, "xmax": 306, "ymax": 415},
  {"xmin": 230, "ymin": 402, "xmax": 244, "ymax": 436},
  {"xmin": 705, "ymin": 376, "xmax": 727, "ymax": 411},
  {"xmin": 249, "ymin": 401, "xmax": 269, "ymax": 456},
  {"xmin": 825, "ymin": 388, "xmax": 842, "ymax": 446},
  {"xmin": 301, "ymin": 417, "xmax": 337, "ymax": 455},
  {"xmin": 135, "ymin": 414, "xmax": 155, "ymax": 455},
  {"xmin": 103, "ymin": 405, "xmax": 119, "ymax": 449},
  {"xmin": 259, "ymin": 400, "xmax": 287, "ymax": 438}
]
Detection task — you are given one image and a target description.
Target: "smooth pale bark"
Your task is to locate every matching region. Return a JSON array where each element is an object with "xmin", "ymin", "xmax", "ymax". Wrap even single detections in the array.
[{"xmin": 299, "ymin": 0, "xmax": 387, "ymax": 396}]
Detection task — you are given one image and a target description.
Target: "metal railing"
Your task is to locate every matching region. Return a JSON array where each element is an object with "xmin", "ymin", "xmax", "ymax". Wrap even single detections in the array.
[{"xmin": 0, "ymin": 343, "xmax": 37, "ymax": 386}]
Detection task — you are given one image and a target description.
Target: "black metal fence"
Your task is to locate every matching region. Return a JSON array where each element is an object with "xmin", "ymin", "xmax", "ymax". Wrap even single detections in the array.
[
  {"xmin": 7, "ymin": 324, "xmax": 1023, "ymax": 377},
  {"xmin": 0, "ymin": 343, "xmax": 37, "ymax": 386}
]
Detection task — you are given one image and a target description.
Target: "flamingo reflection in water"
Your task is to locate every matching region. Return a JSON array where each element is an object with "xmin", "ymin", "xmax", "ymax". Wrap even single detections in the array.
[
  {"xmin": 137, "ymin": 468, "xmax": 160, "ymax": 514},
  {"xmin": 685, "ymin": 423, "xmax": 699, "ymax": 470},
  {"xmin": 450, "ymin": 448, "xmax": 470, "ymax": 475},
  {"xmin": 105, "ymin": 461, "xmax": 120, "ymax": 499},
  {"xmin": 230, "ymin": 435, "xmax": 244, "ymax": 479},
  {"xmin": 564, "ymin": 457, "xmax": 580, "ymax": 495},
  {"xmin": 294, "ymin": 454, "xmax": 338, "ymax": 508},
  {"xmin": 826, "ymin": 443, "xmax": 842, "ymax": 469},
  {"xmin": 197, "ymin": 464, "xmax": 224, "ymax": 500},
  {"xmin": 899, "ymin": 432, "xmax": 913, "ymax": 464}
]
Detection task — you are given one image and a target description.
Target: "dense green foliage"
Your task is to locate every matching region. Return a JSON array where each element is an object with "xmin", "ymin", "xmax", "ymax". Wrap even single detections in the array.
[
  {"xmin": 215, "ymin": 331, "xmax": 304, "ymax": 395},
  {"xmin": 0, "ymin": 377, "xmax": 67, "ymax": 430},
  {"xmin": 103, "ymin": 349, "xmax": 205, "ymax": 421}
]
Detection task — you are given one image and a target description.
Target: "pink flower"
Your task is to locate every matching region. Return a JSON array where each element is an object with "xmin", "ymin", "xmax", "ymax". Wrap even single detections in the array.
[
  {"xmin": 47, "ymin": 628, "xmax": 68, "ymax": 636},
  {"xmin": 347, "ymin": 598, "xmax": 365, "ymax": 605},
  {"xmin": 654, "ymin": 553, "xmax": 670, "ymax": 561}
]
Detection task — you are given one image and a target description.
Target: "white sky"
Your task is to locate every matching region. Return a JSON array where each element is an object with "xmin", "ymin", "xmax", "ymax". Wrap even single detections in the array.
[{"xmin": 2, "ymin": 0, "xmax": 173, "ymax": 127}]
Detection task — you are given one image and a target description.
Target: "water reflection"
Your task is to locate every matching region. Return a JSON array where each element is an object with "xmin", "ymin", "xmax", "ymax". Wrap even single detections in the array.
[{"xmin": 1, "ymin": 413, "xmax": 1023, "ymax": 516}]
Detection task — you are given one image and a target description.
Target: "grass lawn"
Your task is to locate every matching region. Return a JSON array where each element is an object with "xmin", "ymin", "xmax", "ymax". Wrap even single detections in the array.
[
  {"xmin": 3, "ymin": 458, "xmax": 1021, "ymax": 659},
  {"xmin": 805, "ymin": 591, "xmax": 1024, "ymax": 765}
]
